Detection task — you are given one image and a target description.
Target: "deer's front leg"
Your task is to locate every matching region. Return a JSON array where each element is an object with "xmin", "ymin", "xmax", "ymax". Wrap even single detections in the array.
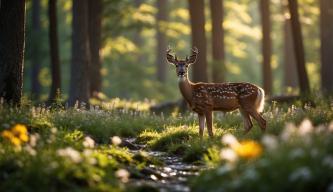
[
  {"xmin": 198, "ymin": 114, "xmax": 205, "ymax": 138},
  {"xmin": 205, "ymin": 111, "xmax": 214, "ymax": 138}
]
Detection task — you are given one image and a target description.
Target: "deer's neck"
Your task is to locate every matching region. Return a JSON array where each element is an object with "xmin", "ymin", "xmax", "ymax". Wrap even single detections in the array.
[{"xmin": 178, "ymin": 76, "xmax": 193, "ymax": 104}]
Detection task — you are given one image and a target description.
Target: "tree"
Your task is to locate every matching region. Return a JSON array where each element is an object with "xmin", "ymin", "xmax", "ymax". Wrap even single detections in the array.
[
  {"xmin": 0, "ymin": 1, "xmax": 26, "ymax": 104},
  {"xmin": 188, "ymin": 0, "xmax": 208, "ymax": 82},
  {"xmin": 88, "ymin": 0, "xmax": 102, "ymax": 97},
  {"xmin": 48, "ymin": 0, "xmax": 61, "ymax": 102},
  {"xmin": 320, "ymin": 0, "xmax": 333, "ymax": 94},
  {"xmin": 31, "ymin": 0, "xmax": 41, "ymax": 100},
  {"xmin": 287, "ymin": 0, "xmax": 310, "ymax": 95},
  {"xmin": 156, "ymin": 0, "xmax": 168, "ymax": 83},
  {"xmin": 259, "ymin": 0, "xmax": 272, "ymax": 95},
  {"xmin": 210, "ymin": 0, "xmax": 225, "ymax": 83},
  {"xmin": 282, "ymin": 3, "xmax": 298, "ymax": 89},
  {"xmin": 69, "ymin": 0, "xmax": 90, "ymax": 106}
]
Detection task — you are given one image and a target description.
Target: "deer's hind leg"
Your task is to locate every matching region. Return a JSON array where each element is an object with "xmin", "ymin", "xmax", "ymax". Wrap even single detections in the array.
[
  {"xmin": 240, "ymin": 109, "xmax": 253, "ymax": 133},
  {"xmin": 247, "ymin": 109, "xmax": 266, "ymax": 131}
]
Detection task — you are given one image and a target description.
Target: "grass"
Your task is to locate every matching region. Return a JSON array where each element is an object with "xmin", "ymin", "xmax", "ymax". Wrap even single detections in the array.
[{"xmin": 0, "ymin": 97, "xmax": 332, "ymax": 191}]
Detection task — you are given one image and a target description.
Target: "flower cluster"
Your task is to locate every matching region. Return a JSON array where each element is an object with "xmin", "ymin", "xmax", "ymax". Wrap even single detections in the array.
[
  {"xmin": 1, "ymin": 124, "xmax": 29, "ymax": 147},
  {"xmin": 220, "ymin": 134, "xmax": 263, "ymax": 163}
]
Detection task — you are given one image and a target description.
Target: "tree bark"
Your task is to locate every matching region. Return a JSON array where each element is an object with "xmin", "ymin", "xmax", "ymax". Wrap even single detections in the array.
[
  {"xmin": 48, "ymin": 0, "xmax": 61, "ymax": 102},
  {"xmin": 210, "ymin": 0, "xmax": 225, "ymax": 83},
  {"xmin": 88, "ymin": 0, "xmax": 102, "ymax": 97},
  {"xmin": 0, "ymin": 0, "xmax": 26, "ymax": 104},
  {"xmin": 287, "ymin": 0, "xmax": 310, "ymax": 95},
  {"xmin": 69, "ymin": 0, "xmax": 90, "ymax": 107},
  {"xmin": 156, "ymin": 0, "xmax": 168, "ymax": 83},
  {"xmin": 320, "ymin": 0, "xmax": 333, "ymax": 94},
  {"xmin": 31, "ymin": 0, "xmax": 41, "ymax": 100},
  {"xmin": 260, "ymin": 0, "xmax": 272, "ymax": 95},
  {"xmin": 188, "ymin": 0, "xmax": 208, "ymax": 82},
  {"xmin": 283, "ymin": 16, "xmax": 298, "ymax": 89}
]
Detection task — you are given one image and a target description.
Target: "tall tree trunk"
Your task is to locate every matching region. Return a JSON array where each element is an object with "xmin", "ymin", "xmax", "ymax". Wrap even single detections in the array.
[
  {"xmin": 210, "ymin": 0, "xmax": 225, "ymax": 83},
  {"xmin": 133, "ymin": 0, "xmax": 144, "ymax": 65},
  {"xmin": 48, "ymin": 0, "xmax": 61, "ymax": 102},
  {"xmin": 283, "ymin": 16, "xmax": 298, "ymax": 89},
  {"xmin": 156, "ymin": 0, "xmax": 168, "ymax": 83},
  {"xmin": 88, "ymin": 0, "xmax": 102, "ymax": 97},
  {"xmin": 287, "ymin": 0, "xmax": 310, "ymax": 95},
  {"xmin": 0, "ymin": 0, "xmax": 26, "ymax": 104},
  {"xmin": 320, "ymin": 0, "xmax": 333, "ymax": 94},
  {"xmin": 69, "ymin": 0, "xmax": 90, "ymax": 107},
  {"xmin": 260, "ymin": 0, "xmax": 272, "ymax": 95},
  {"xmin": 31, "ymin": 0, "xmax": 41, "ymax": 100},
  {"xmin": 188, "ymin": 0, "xmax": 208, "ymax": 82}
]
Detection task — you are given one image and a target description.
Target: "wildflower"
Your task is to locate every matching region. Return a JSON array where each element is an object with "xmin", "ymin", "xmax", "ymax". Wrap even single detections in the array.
[
  {"xmin": 234, "ymin": 140, "xmax": 263, "ymax": 159},
  {"xmin": 298, "ymin": 119, "xmax": 313, "ymax": 135},
  {"xmin": 1, "ymin": 124, "xmax": 29, "ymax": 147},
  {"xmin": 115, "ymin": 169, "xmax": 130, "ymax": 183},
  {"xmin": 261, "ymin": 135, "xmax": 278, "ymax": 150},
  {"xmin": 111, "ymin": 136, "xmax": 122, "ymax": 146},
  {"xmin": 83, "ymin": 136, "xmax": 95, "ymax": 148},
  {"xmin": 281, "ymin": 123, "xmax": 297, "ymax": 141},
  {"xmin": 221, "ymin": 133, "xmax": 239, "ymax": 148},
  {"xmin": 220, "ymin": 148, "xmax": 238, "ymax": 162},
  {"xmin": 289, "ymin": 148, "xmax": 305, "ymax": 159},
  {"xmin": 289, "ymin": 167, "xmax": 312, "ymax": 182},
  {"xmin": 57, "ymin": 147, "xmax": 82, "ymax": 163}
]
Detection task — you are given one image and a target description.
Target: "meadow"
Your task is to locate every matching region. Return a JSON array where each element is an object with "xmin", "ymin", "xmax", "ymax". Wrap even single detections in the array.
[{"xmin": 0, "ymin": 96, "xmax": 333, "ymax": 192}]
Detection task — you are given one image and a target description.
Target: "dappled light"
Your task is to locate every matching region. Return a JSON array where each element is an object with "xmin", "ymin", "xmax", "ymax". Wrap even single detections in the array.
[{"xmin": 0, "ymin": 0, "xmax": 333, "ymax": 191}]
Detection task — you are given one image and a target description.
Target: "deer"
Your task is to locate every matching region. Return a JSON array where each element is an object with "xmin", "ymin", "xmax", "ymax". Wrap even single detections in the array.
[{"xmin": 166, "ymin": 47, "xmax": 266, "ymax": 138}]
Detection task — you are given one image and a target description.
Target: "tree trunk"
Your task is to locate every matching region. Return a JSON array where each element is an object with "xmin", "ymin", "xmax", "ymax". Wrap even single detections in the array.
[
  {"xmin": 156, "ymin": 0, "xmax": 168, "ymax": 83},
  {"xmin": 48, "ymin": 0, "xmax": 61, "ymax": 102},
  {"xmin": 320, "ymin": 0, "xmax": 333, "ymax": 94},
  {"xmin": 260, "ymin": 0, "xmax": 272, "ymax": 95},
  {"xmin": 283, "ymin": 16, "xmax": 298, "ymax": 89},
  {"xmin": 0, "ymin": 0, "xmax": 26, "ymax": 104},
  {"xmin": 31, "ymin": 0, "xmax": 41, "ymax": 100},
  {"xmin": 210, "ymin": 0, "xmax": 225, "ymax": 83},
  {"xmin": 88, "ymin": 0, "xmax": 102, "ymax": 97},
  {"xmin": 287, "ymin": 0, "xmax": 310, "ymax": 95},
  {"xmin": 188, "ymin": 0, "xmax": 208, "ymax": 82},
  {"xmin": 69, "ymin": 0, "xmax": 90, "ymax": 107}
]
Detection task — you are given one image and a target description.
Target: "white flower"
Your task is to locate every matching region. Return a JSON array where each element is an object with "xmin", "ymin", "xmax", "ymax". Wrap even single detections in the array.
[
  {"xmin": 57, "ymin": 147, "xmax": 82, "ymax": 163},
  {"xmin": 322, "ymin": 156, "xmax": 333, "ymax": 168},
  {"xmin": 289, "ymin": 148, "xmax": 305, "ymax": 159},
  {"xmin": 115, "ymin": 169, "xmax": 130, "ymax": 183},
  {"xmin": 221, "ymin": 133, "xmax": 239, "ymax": 148},
  {"xmin": 217, "ymin": 164, "xmax": 233, "ymax": 175},
  {"xmin": 83, "ymin": 136, "xmax": 95, "ymax": 148},
  {"xmin": 289, "ymin": 167, "xmax": 312, "ymax": 182},
  {"xmin": 298, "ymin": 119, "xmax": 313, "ymax": 135},
  {"xmin": 329, "ymin": 121, "xmax": 333, "ymax": 133},
  {"xmin": 29, "ymin": 133, "xmax": 40, "ymax": 147},
  {"xmin": 281, "ymin": 123, "xmax": 297, "ymax": 141},
  {"xmin": 111, "ymin": 136, "xmax": 122, "ymax": 146},
  {"xmin": 261, "ymin": 134, "xmax": 278, "ymax": 150},
  {"xmin": 220, "ymin": 148, "xmax": 238, "ymax": 162},
  {"xmin": 243, "ymin": 168, "xmax": 258, "ymax": 180}
]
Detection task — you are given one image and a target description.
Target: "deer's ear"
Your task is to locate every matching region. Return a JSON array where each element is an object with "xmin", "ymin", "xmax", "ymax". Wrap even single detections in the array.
[
  {"xmin": 166, "ymin": 48, "xmax": 176, "ymax": 64},
  {"xmin": 186, "ymin": 47, "xmax": 198, "ymax": 64}
]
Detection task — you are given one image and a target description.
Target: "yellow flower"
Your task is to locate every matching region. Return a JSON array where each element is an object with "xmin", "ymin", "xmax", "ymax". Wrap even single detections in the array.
[
  {"xmin": 234, "ymin": 140, "xmax": 263, "ymax": 159},
  {"xmin": 1, "ymin": 130, "xmax": 14, "ymax": 139},
  {"xmin": 1, "ymin": 124, "xmax": 29, "ymax": 147},
  {"xmin": 12, "ymin": 124, "xmax": 28, "ymax": 136}
]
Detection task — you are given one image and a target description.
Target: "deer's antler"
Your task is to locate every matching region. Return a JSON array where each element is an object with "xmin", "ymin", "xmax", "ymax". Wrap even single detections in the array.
[
  {"xmin": 166, "ymin": 47, "xmax": 176, "ymax": 64},
  {"xmin": 186, "ymin": 47, "xmax": 198, "ymax": 64}
]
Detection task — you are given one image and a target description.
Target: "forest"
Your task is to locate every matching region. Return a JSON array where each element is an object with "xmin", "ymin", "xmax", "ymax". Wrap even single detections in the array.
[{"xmin": 0, "ymin": 0, "xmax": 332, "ymax": 191}]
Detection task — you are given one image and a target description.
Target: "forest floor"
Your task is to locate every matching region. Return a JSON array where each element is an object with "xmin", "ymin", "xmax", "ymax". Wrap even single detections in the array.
[{"xmin": 0, "ymin": 97, "xmax": 333, "ymax": 192}]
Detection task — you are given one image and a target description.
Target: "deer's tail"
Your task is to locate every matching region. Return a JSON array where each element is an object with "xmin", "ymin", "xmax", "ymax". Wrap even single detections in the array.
[{"xmin": 255, "ymin": 87, "xmax": 265, "ymax": 113}]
